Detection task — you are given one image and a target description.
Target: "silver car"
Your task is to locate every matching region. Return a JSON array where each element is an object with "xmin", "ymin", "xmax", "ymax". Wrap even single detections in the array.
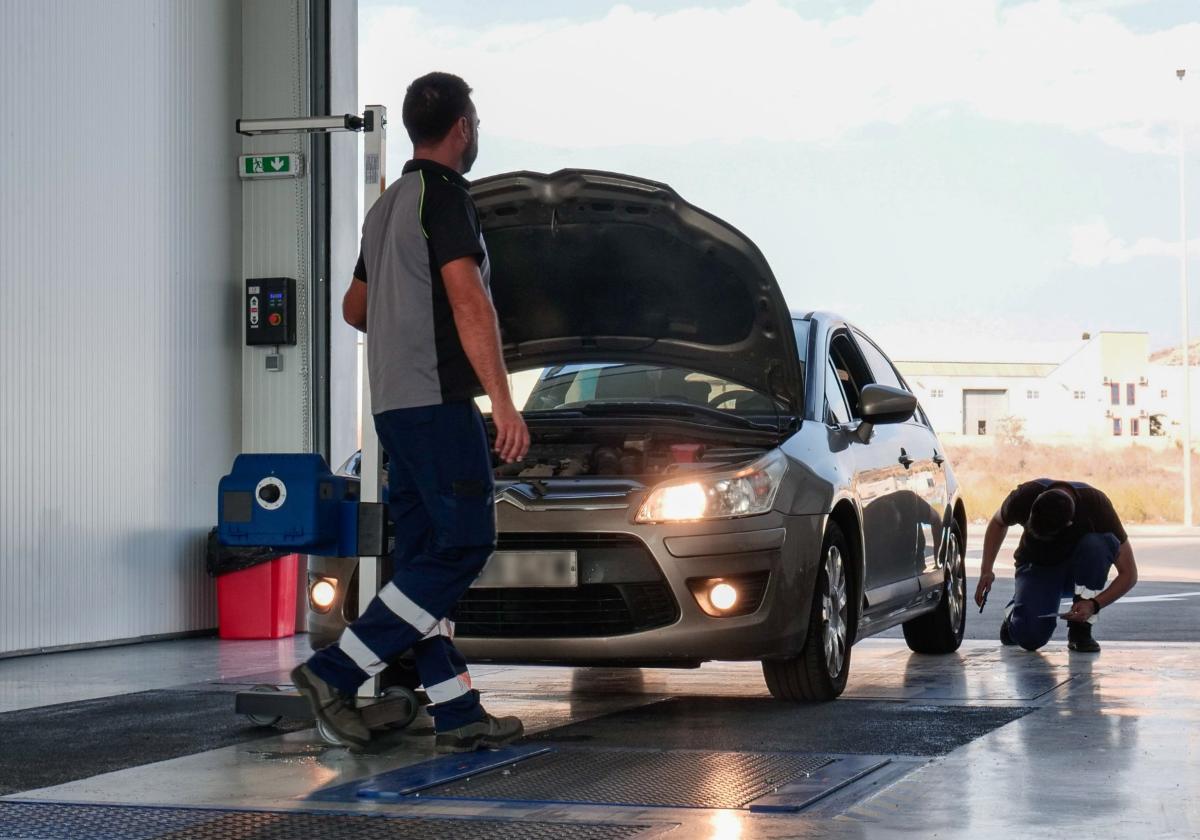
[{"xmin": 309, "ymin": 170, "xmax": 968, "ymax": 701}]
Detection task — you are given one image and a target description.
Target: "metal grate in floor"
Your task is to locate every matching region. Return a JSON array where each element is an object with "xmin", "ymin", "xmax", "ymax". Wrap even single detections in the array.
[
  {"xmin": 420, "ymin": 748, "xmax": 835, "ymax": 810},
  {"xmin": 0, "ymin": 801, "xmax": 654, "ymax": 840}
]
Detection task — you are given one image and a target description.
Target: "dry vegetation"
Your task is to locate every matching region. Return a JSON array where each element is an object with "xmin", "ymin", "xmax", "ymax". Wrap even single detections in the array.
[{"xmin": 944, "ymin": 440, "xmax": 1200, "ymax": 524}]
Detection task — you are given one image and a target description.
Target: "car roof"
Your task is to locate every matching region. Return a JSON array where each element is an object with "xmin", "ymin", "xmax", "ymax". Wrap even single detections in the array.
[{"xmin": 792, "ymin": 310, "xmax": 852, "ymax": 329}]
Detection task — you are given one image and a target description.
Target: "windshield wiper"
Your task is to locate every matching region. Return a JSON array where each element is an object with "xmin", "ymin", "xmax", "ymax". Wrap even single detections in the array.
[{"xmin": 570, "ymin": 401, "xmax": 781, "ymax": 432}]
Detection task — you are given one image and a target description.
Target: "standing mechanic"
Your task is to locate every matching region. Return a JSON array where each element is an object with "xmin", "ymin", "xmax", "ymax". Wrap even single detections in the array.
[
  {"xmin": 292, "ymin": 72, "xmax": 530, "ymax": 752},
  {"xmin": 975, "ymin": 479, "xmax": 1138, "ymax": 653}
]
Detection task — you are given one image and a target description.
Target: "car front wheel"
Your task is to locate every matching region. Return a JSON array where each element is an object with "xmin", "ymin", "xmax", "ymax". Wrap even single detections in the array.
[
  {"xmin": 762, "ymin": 521, "xmax": 852, "ymax": 701},
  {"xmin": 901, "ymin": 521, "xmax": 966, "ymax": 654}
]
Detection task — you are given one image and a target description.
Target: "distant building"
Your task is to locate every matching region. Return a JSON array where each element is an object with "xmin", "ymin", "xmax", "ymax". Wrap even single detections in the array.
[{"xmin": 895, "ymin": 331, "xmax": 1197, "ymax": 445}]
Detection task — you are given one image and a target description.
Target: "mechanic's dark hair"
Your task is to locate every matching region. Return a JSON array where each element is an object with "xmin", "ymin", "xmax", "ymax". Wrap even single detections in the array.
[
  {"xmin": 1028, "ymin": 488, "xmax": 1075, "ymax": 539},
  {"xmin": 402, "ymin": 72, "xmax": 474, "ymax": 145}
]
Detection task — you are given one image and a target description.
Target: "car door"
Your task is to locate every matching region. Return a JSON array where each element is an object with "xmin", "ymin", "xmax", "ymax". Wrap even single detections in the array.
[
  {"xmin": 851, "ymin": 330, "xmax": 946, "ymax": 584},
  {"xmin": 828, "ymin": 331, "xmax": 917, "ymax": 593}
]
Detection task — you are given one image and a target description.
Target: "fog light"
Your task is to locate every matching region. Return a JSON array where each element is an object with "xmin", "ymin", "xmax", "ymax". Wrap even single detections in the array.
[
  {"xmin": 709, "ymin": 582, "xmax": 738, "ymax": 611},
  {"xmin": 310, "ymin": 578, "xmax": 337, "ymax": 612}
]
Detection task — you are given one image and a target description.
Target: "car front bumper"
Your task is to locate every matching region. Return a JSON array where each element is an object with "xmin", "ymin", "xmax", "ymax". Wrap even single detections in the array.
[
  {"xmin": 454, "ymin": 507, "xmax": 825, "ymax": 665},
  {"xmin": 306, "ymin": 508, "xmax": 826, "ymax": 665}
]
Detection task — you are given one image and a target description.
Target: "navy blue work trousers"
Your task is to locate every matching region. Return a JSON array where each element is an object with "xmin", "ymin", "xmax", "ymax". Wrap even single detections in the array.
[
  {"xmin": 307, "ymin": 401, "xmax": 496, "ymax": 730},
  {"xmin": 1008, "ymin": 532, "xmax": 1118, "ymax": 651}
]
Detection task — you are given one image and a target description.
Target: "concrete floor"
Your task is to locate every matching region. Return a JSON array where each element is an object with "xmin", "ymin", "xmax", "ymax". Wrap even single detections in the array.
[{"xmin": 2, "ymin": 635, "xmax": 1197, "ymax": 838}]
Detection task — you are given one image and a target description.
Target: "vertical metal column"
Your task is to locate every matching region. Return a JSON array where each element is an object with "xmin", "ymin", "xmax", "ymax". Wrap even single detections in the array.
[
  {"xmin": 357, "ymin": 104, "xmax": 387, "ymax": 698},
  {"xmin": 1178, "ymin": 70, "xmax": 1193, "ymax": 527}
]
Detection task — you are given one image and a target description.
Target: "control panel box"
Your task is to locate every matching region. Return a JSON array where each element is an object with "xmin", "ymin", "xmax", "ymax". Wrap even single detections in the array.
[{"xmin": 245, "ymin": 277, "xmax": 296, "ymax": 346}]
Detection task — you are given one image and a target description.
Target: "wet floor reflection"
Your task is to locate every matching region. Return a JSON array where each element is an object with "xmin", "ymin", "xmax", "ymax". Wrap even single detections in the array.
[{"xmin": 569, "ymin": 667, "xmax": 648, "ymax": 696}]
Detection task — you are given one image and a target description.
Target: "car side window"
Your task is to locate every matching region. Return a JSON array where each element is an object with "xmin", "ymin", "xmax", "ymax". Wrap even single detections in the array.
[
  {"xmin": 828, "ymin": 331, "xmax": 873, "ymax": 419},
  {"xmin": 850, "ymin": 330, "xmax": 934, "ymax": 427},
  {"xmin": 825, "ymin": 359, "xmax": 851, "ymax": 425},
  {"xmin": 851, "ymin": 330, "xmax": 905, "ymax": 391}
]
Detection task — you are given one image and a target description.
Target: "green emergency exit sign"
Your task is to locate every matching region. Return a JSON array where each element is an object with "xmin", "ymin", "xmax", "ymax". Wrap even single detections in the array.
[{"xmin": 238, "ymin": 153, "xmax": 304, "ymax": 180}]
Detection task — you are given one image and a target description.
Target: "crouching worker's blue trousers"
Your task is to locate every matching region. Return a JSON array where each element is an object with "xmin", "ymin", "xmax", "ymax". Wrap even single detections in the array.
[
  {"xmin": 307, "ymin": 401, "xmax": 495, "ymax": 731},
  {"xmin": 1008, "ymin": 532, "xmax": 1119, "ymax": 651}
]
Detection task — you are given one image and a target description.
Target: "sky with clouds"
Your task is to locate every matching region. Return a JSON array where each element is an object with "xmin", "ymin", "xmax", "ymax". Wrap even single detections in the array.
[{"xmin": 359, "ymin": 0, "xmax": 1200, "ymax": 361}]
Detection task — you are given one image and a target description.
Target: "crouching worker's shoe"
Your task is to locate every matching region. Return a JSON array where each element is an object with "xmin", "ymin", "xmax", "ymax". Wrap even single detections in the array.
[
  {"xmin": 291, "ymin": 663, "xmax": 371, "ymax": 749},
  {"xmin": 1068, "ymin": 621, "xmax": 1101, "ymax": 653},
  {"xmin": 435, "ymin": 713, "xmax": 525, "ymax": 754}
]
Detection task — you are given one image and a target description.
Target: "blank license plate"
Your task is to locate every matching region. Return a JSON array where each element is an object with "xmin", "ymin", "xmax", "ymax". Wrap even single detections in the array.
[{"xmin": 473, "ymin": 550, "xmax": 578, "ymax": 589}]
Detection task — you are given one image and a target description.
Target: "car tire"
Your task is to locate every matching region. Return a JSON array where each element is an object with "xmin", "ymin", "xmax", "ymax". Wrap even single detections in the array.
[
  {"xmin": 762, "ymin": 521, "xmax": 852, "ymax": 702},
  {"xmin": 901, "ymin": 521, "xmax": 966, "ymax": 654}
]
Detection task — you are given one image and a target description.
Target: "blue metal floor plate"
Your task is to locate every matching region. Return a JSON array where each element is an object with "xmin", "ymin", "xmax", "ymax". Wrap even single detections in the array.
[
  {"xmin": 308, "ymin": 745, "xmax": 891, "ymax": 812},
  {"xmin": 0, "ymin": 800, "xmax": 654, "ymax": 839},
  {"xmin": 307, "ymin": 745, "xmax": 552, "ymax": 803}
]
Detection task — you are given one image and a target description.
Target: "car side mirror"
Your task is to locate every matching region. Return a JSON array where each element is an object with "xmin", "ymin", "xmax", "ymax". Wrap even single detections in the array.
[{"xmin": 853, "ymin": 384, "xmax": 917, "ymax": 443}]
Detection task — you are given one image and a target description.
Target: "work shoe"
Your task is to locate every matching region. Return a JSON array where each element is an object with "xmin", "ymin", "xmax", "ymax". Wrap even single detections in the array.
[
  {"xmin": 999, "ymin": 617, "xmax": 1017, "ymax": 646},
  {"xmin": 291, "ymin": 663, "xmax": 371, "ymax": 749},
  {"xmin": 435, "ymin": 713, "xmax": 524, "ymax": 754},
  {"xmin": 1067, "ymin": 621, "xmax": 1101, "ymax": 653}
]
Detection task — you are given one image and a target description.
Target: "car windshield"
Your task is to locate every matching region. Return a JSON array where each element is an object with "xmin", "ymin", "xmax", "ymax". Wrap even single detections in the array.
[
  {"xmin": 476, "ymin": 322, "xmax": 809, "ymax": 421},
  {"xmin": 474, "ymin": 363, "xmax": 787, "ymax": 420}
]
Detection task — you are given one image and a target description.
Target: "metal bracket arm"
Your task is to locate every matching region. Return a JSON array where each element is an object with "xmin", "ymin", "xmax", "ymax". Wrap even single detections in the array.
[{"xmin": 236, "ymin": 112, "xmax": 373, "ymax": 136}]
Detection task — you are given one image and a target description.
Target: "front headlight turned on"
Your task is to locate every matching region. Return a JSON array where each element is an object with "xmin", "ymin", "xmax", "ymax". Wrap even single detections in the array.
[{"xmin": 635, "ymin": 451, "xmax": 788, "ymax": 524}]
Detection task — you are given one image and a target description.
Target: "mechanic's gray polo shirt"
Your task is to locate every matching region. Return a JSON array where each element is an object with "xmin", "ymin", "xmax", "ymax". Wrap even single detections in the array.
[{"xmin": 355, "ymin": 158, "xmax": 492, "ymax": 413}]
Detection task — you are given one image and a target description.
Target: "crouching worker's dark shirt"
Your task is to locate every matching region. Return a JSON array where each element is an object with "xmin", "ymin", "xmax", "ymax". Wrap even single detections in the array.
[{"xmin": 999, "ymin": 479, "xmax": 1127, "ymax": 567}]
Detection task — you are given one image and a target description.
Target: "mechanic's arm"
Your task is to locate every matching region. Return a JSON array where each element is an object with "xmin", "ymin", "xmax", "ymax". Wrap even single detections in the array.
[
  {"xmin": 441, "ymin": 256, "xmax": 529, "ymax": 463},
  {"xmin": 974, "ymin": 510, "xmax": 1009, "ymax": 607},
  {"xmin": 1065, "ymin": 540, "xmax": 1138, "ymax": 621},
  {"xmin": 342, "ymin": 277, "xmax": 367, "ymax": 332}
]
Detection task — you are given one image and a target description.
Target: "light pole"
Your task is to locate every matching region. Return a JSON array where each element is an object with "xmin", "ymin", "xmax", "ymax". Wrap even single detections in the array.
[{"xmin": 1178, "ymin": 68, "xmax": 1193, "ymax": 527}]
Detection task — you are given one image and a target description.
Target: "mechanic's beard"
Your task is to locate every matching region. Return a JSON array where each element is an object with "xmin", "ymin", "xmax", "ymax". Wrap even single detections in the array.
[{"xmin": 462, "ymin": 133, "xmax": 479, "ymax": 174}]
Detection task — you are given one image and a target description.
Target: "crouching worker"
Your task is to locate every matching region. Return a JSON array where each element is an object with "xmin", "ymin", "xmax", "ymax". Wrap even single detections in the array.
[{"xmin": 975, "ymin": 479, "xmax": 1138, "ymax": 653}]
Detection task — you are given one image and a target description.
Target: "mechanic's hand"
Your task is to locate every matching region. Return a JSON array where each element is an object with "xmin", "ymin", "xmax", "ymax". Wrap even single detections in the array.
[
  {"xmin": 1062, "ymin": 599, "xmax": 1097, "ymax": 622},
  {"xmin": 491, "ymin": 400, "xmax": 530, "ymax": 464},
  {"xmin": 974, "ymin": 571, "xmax": 995, "ymax": 608}
]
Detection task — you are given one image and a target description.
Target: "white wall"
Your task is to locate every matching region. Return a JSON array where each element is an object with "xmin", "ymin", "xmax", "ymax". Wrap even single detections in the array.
[
  {"xmin": 0, "ymin": 1, "xmax": 242, "ymax": 653},
  {"xmin": 329, "ymin": 0, "xmax": 362, "ymax": 469},
  {"xmin": 240, "ymin": 0, "xmax": 313, "ymax": 454}
]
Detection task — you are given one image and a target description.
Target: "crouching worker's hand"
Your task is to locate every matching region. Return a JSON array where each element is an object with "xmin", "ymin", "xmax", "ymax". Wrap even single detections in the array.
[
  {"xmin": 974, "ymin": 571, "xmax": 995, "ymax": 609},
  {"xmin": 1063, "ymin": 599, "xmax": 1098, "ymax": 623}
]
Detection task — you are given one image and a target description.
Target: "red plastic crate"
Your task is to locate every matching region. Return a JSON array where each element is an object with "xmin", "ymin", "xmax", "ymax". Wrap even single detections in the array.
[{"xmin": 216, "ymin": 554, "xmax": 299, "ymax": 639}]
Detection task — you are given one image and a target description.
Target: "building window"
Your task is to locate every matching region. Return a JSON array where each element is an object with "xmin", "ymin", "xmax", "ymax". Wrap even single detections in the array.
[
  {"xmin": 1127, "ymin": 383, "xmax": 1136, "ymax": 405},
  {"xmin": 1131, "ymin": 418, "xmax": 1140, "ymax": 437},
  {"xmin": 1161, "ymin": 389, "xmax": 1169, "ymax": 399},
  {"xmin": 1112, "ymin": 418, "xmax": 1122, "ymax": 436},
  {"xmin": 930, "ymin": 388, "xmax": 944, "ymax": 398},
  {"xmin": 1073, "ymin": 390, "xmax": 1086, "ymax": 400},
  {"xmin": 1026, "ymin": 390, "xmax": 1039, "ymax": 399},
  {"xmin": 1110, "ymin": 383, "xmax": 1120, "ymax": 405}
]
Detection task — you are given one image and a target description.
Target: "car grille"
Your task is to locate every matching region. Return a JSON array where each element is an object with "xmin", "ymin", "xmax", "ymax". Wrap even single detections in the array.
[
  {"xmin": 455, "ymin": 533, "xmax": 678, "ymax": 638},
  {"xmin": 453, "ymin": 582, "xmax": 677, "ymax": 638}
]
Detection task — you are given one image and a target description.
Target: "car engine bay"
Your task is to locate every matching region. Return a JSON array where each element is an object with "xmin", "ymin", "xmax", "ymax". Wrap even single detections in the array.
[{"xmin": 493, "ymin": 431, "xmax": 767, "ymax": 479}]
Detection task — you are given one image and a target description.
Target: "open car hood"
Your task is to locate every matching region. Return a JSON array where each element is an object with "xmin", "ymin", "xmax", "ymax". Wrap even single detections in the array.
[{"xmin": 471, "ymin": 169, "xmax": 803, "ymax": 412}]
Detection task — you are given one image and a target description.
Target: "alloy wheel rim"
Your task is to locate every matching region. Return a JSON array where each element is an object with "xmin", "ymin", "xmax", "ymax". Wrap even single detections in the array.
[
  {"xmin": 944, "ymin": 531, "xmax": 964, "ymax": 632},
  {"xmin": 822, "ymin": 544, "xmax": 848, "ymax": 677}
]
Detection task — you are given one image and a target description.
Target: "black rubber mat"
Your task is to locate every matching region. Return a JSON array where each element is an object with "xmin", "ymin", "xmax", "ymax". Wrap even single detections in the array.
[
  {"xmin": 0, "ymin": 691, "xmax": 307, "ymax": 795},
  {"xmin": 0, "ymin": 801, "xmax": 653, "ymax": 840},
  {"xmin": 421, "ymin": 748, "xmax": 834, "ymax": 809},
  {"xmin": 533, "ymin": 697, "xmax": 1033, "ymax": 756}
]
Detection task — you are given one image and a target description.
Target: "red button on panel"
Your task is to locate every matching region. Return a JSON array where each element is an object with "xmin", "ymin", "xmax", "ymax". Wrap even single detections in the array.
[{"xmin": 268, "ymin": 313, "xmax": 282, "ymax": 326}]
